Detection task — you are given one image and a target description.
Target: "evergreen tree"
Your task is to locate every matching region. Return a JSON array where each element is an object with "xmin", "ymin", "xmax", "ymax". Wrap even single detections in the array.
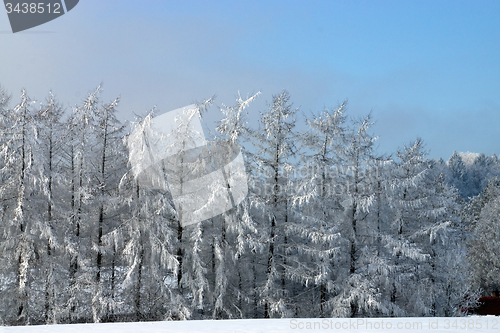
[
  {"xmin": 448, "ymin": 151, "xmax": 468, "ymax": 198},
  {"xmin": 122, "ymin": 108, "xmax": 185, "ymax": 320},
  {"xmin": 62, "ymin": 86, "xmax": 101, "ymax": 322},
  {"xmin": 91, "ymin": 96, "xmax": 127, "ymax": 322},
  {"xmin": 467, "ymin": 178, "xmax": 500, "ymax": 295},
  {"xmin": 387, "ymin": 139, "xmax": 462, "ymax": 316},
  {"xmin": 34, "ymin": 93, "xmax": 66, "ymax": 323},
  {"xmin": 0, "ymin": 90, "xmax": 44, "ymax": 324},
  {"xmin": 419, "ymin": 161, "xmax": 464, "ymax": 316},
  {"xmin": 330, "ymin": 114, "xmax": 390, "ymax": 317},
  {"xmin": 207, "ymin": 93, "xmax": 260, "ymax": 319},
  {"xmin": 387, "ymin": 139, "xmax": 432, "ymax": 316},
  {"xmin": 248, "ymin": 90, "xmax": 298, "ymax": 318},
  {"xmin": 295, "ymin": 102, "xmax": 347, "ymax": 317}
]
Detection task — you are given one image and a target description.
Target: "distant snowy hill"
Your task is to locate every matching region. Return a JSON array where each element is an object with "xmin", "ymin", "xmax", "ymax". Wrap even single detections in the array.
[{"xmin": 2, "ymin": 317, "xmax": 496, "ymax": 333}]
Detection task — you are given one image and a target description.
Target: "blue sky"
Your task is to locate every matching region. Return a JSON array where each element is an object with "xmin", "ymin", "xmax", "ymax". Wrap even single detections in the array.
[{"xmin": 1, "ymin": 0, "xmax": 499, "ymax": 159}]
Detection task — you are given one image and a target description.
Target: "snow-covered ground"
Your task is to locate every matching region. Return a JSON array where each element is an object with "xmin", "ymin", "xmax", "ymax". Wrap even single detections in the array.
[{"xmin": 1, "ymin": 317, "xmax": 498, "ymax": 333}]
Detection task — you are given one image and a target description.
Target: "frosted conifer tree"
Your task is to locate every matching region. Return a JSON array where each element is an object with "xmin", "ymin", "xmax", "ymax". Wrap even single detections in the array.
[
  {"xmin": 62, "ymin": 87, "xmax": 101, "ymax": 322},
  {"xmin": 419, "ymin": 161, "xmax": 463, "ymax": 316},
  {"xmin": 387, "ymin": 139, "xmax": 460, "ymax": 316},
  {"xmin": 363, "ymin": 156, "xmax": 397, "ymax": 316},
  {"xmin": 207, "ymin": 93, "xmax": 260, "ymax": 319},
  {"xmin": 463, "ymin": 177, "xmax": 500, "ymax": 232},
  {"xmin": 0, "ymin": 90, "xmax": 44, "ymax": 324},
  {"xmin": 467, "ymin": 178, "xmax": 500, "ymax": 295},
  {"xmin": 330, "ymin": 114, "xmax": 389, "ymax": 318},
  {"xmin": 469, "ymin": 197, "xmax": 500, "ymax": 295},
  {"xmin": 34, "ymin": 93, "xmax": 66, "ymax": 323},
  {"xmin": 247, "ymin": 90, "xmax": 298, "ymax": 318},
  {"xmin": 91, "ymin": 96, "xmax": 127, "ymax": 322},
  {"xmin": 124, "ymin": 100, "xmax": 214, "ymax": 320},
  {"xmin": 295, "ymin": 102, "xmax": 347, "ymax": 317},
  {"xmin": 448, "ymin": 151, "xmax": 468, "ymax": 199},
  {"xmin": 119, "ymin": 171, "xmax": 184, "ymax": 321}
]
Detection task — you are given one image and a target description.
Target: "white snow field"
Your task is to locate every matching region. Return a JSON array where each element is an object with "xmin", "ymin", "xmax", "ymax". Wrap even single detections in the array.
[{"xmin": 1, "ymin": 317, "xmax": 498, "ymax": 333}]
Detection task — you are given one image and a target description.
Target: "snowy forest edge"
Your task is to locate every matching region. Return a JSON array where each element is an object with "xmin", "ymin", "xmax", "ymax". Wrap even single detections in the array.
[{"xmin": 0, "ymin": 85, "xmax": 499, "ymax": 325}]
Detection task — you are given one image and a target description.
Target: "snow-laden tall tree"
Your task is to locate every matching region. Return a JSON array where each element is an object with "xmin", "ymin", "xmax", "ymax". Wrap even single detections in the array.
[
  {"xmin": 91, "ymin": 96, "xmax": 128, "ymax": 322},
  {"xmin": 418, "ymin": 161, "xmax": 464, "ymax": 316},
  {"xmin": 167, "ymin": 100, "xmax": 216, "ymax": 318},
  {"xmin": 119, "ymin": 172, "xmax": 184, "ymax": 321},
  {"xmin": 386, "ymin": 139, "xmax": 435, "ymax": 316},
  {"xmin": 294, "ymin": 102, "xmax": 347, "ymax": 317},
  {"xmin": 0, "ymin": 90, "xmax": 45, "ymax": 324},
  {"xmin": 247, "ymin": 90, "xmax": 298, "ymax": 318},
  {"xmin": 34, "ymin": 93, "xmax": 66, "ymax": 323},
  {"xmin": 120, "ymin": 108, "xmax": 190, "ymax": 321},
  {"xmin": 0, "ymin": 85, "xmax": 11, "ymax": 196},
  {"xmin": 123, "ymin": 100, "xmax": 217, "ymax": 320},
  {"xmin": 201, "ymin": 93, "xmax": 261, "ymax": 319},
  {"xmin": 386, "ymin": 139, "xmax": 429, "ymax": 315},
  {"xmin": 467, "ymin": 178, "xmax": 500, "ymax": 295},
  {"xmin": 387, "ymin": 139, "xmax": 462, "ymax": 316},
  {"xmin": 61, "ymin": 86, "xmax": 101, "ymax": 322},
  {"xmin": 329, "ymin": 114, "xmax": 391, "ymax": 318},
  {"xmin": 448, "ymin": 151, "xmax": 469, "ymax": 199},
  {"xmin": 468, "ymin": 196, "xmax": 500, "ymax": 295},
  {"xmin": 361, "ymin": 155, "xmax": 398, "ymax": 317},
  {"xmin": 0, "ymin": 85, "xmax": 9, "ymax": 127}
]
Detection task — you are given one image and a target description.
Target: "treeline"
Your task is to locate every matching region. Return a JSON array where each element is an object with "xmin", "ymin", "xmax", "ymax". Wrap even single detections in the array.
[
  {"xmin": 447, "ymin": 151, "xmax": 500, "ymax": 200},
  {"xmin": 0, "ymin": 86, "xmax": 497, "ymax": 325}
]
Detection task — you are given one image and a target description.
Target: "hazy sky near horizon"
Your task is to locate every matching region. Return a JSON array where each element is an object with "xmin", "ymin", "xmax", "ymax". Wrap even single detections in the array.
[{"xmin": 1, "ymin": 0, "xmax": 499, "ymax": 160}]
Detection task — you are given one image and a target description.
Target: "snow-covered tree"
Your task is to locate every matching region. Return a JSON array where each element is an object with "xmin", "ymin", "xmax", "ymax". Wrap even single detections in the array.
[
  {"xmin": 467, "ymin": 178, "xmax": 500, "ymax": 295},
  {"xmin": 89, "ymin": 95, "xmax": 128, "ymax": 322},
  {"xmin": 328, "ymin": 114, "xmax": 392, "ymax": 318},
  {"xmin": 60, "ymin": 86, "xmax": 106, "ymax": 322},
  {"xmin": 443, "ymin": 152, "xmax": 500, "ymax": 201},
  {"xmin": 361, "ymin": 156, "xmax": 397, "ymax": 317},
  {"xmin": 123, "ymin": 99, "xmax": 215, "ymax": 320},
  {"xmin": 119, "ymin": 172, "xmax": 184, "ymax": 321},
  {"xmin": 198, "ymin": 92, "xmax": 261, "ymax": 319},
  {"xmin": 420, "ymin": 161, "xmax": 464, "ymax": 316},
  {"xmin": 34, "ymin": 93, "xmax": 67, "ymax": 323},
  {"xmin": 469, "ymin": 196, "xmax": 500, "ymax": 295},
  {"xmin": 294, "ymin": 102, "xmax": 347, "ymax": 317},
  {"xmin": 247, "ymin": 90, "xmax": 298, "ymax": 318},
  {"xmin": 387, "ymin": 139, "xmax": 464, "ymax": 316},
  {"xmin": 386, "ymin": 139, "xmax": 435, "ymax": 316},
  {"xmin": 0, "ymin": 90, "xmax": 44, "ymax": 324},
  {"xmin": 448, "ymin": 151, "xmax": 468, "ymax": 198}
]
